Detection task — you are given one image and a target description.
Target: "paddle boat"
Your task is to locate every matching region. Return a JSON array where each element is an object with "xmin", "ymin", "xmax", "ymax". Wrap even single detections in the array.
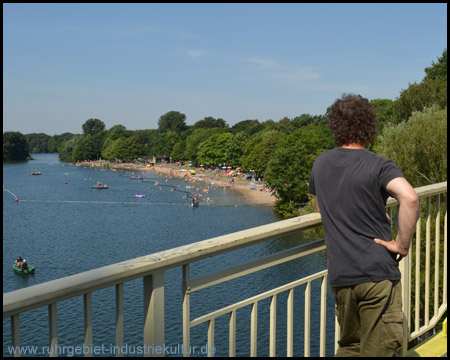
[
  {"xmin": 93, "ymin": 182, "xmax": 108, "ymax": 189},
  {"xmin": 134, "ymin": 194, "xmax": 145, "ymax": 198},
  {"xmin": 13, "ymin": 260, "xmax": 35, "ymax": 274},
  {"xmin": 30, "ymin": 170, "xmax": 41, "ymax": 175}
]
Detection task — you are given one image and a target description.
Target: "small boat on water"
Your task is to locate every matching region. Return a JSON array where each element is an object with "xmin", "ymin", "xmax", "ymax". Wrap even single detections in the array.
[
  {"xmin": 13, "ymin": 261, "xmax": 35, "ymax": 274},
  {"xmin": 93, "ymin": 185, "xmax": 109, "ymax": 189},
  {"xmin": 30, "ymin": 171, "xmax": 41, "ymax": 175},
  {"xmin": 93, "ymin": 182, "xmax": 108, "ymax": 189},
  {"xmin": 134, "ymin": 194, "xmax": 145, "ymax": 198}
]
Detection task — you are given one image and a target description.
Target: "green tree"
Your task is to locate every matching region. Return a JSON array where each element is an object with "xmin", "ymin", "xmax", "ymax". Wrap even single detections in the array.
[
  {"xmin": 424, "ymin": 48, "xmax": 447, "ymax": 83},
  {"xmin": 102, "ymin": 138, "xmax": 126, "ymax": 160},
  {"xmin": 379, "ymin": 105, "xmax": 447, "ymax": 187},
  {"xmin": 122, "ymin": 136, "xmax": 145, "ymax": 159},
  {"xmin": 264, "ymin": 123, "xmax": 334, "ymax": 217},
  {"xmin": 82, "ymin": 118, "xmax": 106, "ymax": 136},
  {"xmin": 230, "ymin": 119, "xmax": 263, "ymax": 135},
  {"xmin": 107, "ymin": 125, "xmax": 128, "ymax": 140},
  {"xmin": 184, "ymin": 128, "xmax": 226, "ymax": 164},
  {"xmin": 47, "ymin": 137, "xmax": 57, "ymax": 153},
  {"xmin": 55, "ymin": 133, "xmax": 77, "ymax": 154},
  {"xmin": 158, "ymin": 111, "xmax": 187, "ymax": 133},
  {"xmin": 197, "ymin": 132, "xmax": 233, "ymax": 166},
  {"xmin": 265, "ymin": 143, "xmax": 312, "ymax": 217},
  {"xmin": 370, "ymin": 99, "xmax": 394, "ymax": 131},
  {"xmin": 131, "ymin": 129, "xmax": 159, "ymax": 156},
  {"xmin": 241, "ymin": 130, "xmax": 284, "ymax": 174},
  {"xmin": 192, "ymin": 116, "xmax": 228, "ymax": 129},
  {"xmin": 392, "ymin": 79, "xmax": 447, "ymax": 123},
  {"xmin": 392, "ymin": 49, "xmax": 447, "ymax": 123},
  {"xmin": 25, "ymin": 133, "xmax": 51, "ymax": 153},
  {"xmin": 171, "ymin": 139, "xmax": 186, "ymax": 161},
  {"xmin": 225, "ymin": 131, "xmax": 248, "ymax": 167},
  {"xmin": 72, "ymin": 134, "xmax": 103, "ymax": 161},
  {"xmin": 58, "ymin": 136, "xmax": 78, "ymax": 162},
  {"xmin": 154, "ymin": 131, "xmax": 179, "ymax": 156},
  {"xmin": 3, "ymin": 132, "xmax": 29, "ymax": 161}
]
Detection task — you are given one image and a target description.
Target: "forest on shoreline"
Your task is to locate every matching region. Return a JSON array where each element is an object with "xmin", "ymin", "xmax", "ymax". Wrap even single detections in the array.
[{"xmin": 3, "ymin": 49, "xmax": 447, "ymax": 216}]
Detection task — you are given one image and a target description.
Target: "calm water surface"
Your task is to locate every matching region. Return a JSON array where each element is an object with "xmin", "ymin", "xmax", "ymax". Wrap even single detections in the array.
[{"xmin": 3, "ymin": 154, "xmax": 335, "ymax": 357}]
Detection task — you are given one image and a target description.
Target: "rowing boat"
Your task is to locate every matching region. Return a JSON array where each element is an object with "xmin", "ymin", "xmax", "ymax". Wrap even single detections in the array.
[{"xmin": 13, "ymin": 261, "xmax": 35, "ymax": 274}]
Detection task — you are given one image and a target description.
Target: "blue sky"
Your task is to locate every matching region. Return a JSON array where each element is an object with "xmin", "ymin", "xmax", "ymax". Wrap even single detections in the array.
[{"xmin": 3, "ymin": 3, "xmax": 447, "ymax": 135}]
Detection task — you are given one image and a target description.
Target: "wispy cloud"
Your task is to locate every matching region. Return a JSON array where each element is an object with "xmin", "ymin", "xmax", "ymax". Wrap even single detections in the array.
[
  {"xmin": 244, "ymin": 57, "xmax": 281, "ymax": 69},
  {"xmin": 186, "ymin": 49, "xmax": 207, "ymax": 59}
]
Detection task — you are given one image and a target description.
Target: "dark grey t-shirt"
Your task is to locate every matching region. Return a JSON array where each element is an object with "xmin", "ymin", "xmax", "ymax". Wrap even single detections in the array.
[{"xmin": 309, "ymin": 147, "xmax": 405, "ymax": 287}]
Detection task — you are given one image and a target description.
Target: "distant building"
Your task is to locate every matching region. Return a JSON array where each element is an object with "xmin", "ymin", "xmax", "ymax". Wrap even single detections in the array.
[{"xmin": 140, "ymin": 156, "xmax": 171, "ymax": 164}]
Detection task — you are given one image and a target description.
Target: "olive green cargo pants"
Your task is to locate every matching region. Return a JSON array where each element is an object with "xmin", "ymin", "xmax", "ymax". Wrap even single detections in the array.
[{"xmin": 332, "ymin": 280, "xmax": 404, "ymax": 357}]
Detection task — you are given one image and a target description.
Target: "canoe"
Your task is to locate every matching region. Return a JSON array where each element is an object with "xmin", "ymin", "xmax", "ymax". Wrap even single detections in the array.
[{"xmin": 13, "ymin": 262, "xmax": 35, "ymax": 274}]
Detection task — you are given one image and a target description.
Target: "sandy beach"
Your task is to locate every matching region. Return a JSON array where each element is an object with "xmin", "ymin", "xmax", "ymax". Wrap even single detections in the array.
[{"xmin": 82, "ymin": 161, "xmax": 276, "ymax": 206}]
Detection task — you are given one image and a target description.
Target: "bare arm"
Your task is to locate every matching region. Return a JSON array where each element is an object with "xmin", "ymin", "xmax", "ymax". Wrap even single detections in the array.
[
  {"xmin": 374, "ymin": 177, "xmax": 420, "ymax": 259},
  {"xmin": 313, "ymin": 196, "xmax": 320, "ymax": 213}
]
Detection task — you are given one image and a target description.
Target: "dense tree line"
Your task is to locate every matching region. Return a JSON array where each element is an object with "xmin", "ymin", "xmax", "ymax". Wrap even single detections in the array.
[
  {"xmin": 4, "ymin": 49, "xmax": 446, "ymax": 218},
  {"xmin": 3, "ymin": 132, "xmax": 30, "ymax": 161}
]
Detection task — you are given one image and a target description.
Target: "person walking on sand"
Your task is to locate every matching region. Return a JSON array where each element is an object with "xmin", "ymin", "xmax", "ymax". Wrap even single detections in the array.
[{"xmin": 309, "ymin": 94, "xmax": 419, "ymax": 357}]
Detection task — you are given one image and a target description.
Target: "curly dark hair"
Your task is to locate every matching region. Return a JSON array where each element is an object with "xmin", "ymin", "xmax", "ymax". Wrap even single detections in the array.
[{"xmin": 327, "ymin": 94, "xmax": 377, "ymax": 146}]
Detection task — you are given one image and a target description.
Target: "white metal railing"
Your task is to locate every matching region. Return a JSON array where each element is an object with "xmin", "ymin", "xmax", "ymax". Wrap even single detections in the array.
[{"xmin": 3, "ymin": 182, "xmax": 447, "ymax": 357}]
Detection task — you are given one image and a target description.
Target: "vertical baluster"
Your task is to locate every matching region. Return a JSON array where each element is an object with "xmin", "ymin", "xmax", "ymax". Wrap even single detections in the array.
[
  {"xmin": 320, "ymin": 276, "xmax": 327, "ymax": 357},
  {"xmin": 84, "ymin": 292, "xmax": 93, "ymax": 357},
  {"xmin": 304, "ymin": 282, "xmax": 311, "ymax": 357},
  {"xmin": 48, "ymin": 303, "xmax": 58, "ymax": 357},
  {"xmin": 434, "ymin": 195, "xmax": 440, "ymax": 317},
  {"xmin": 116, "ymin": 283, "xmax": 124, "ymax": 357},
  {"xmin": 182, "ymin": 265, "xmax": 191, "ymax": 357},
  {"xmin": 143, "ymin": 271, "xmax": 165, "ymax": 357},
  {"xmin": 425, "ymin": 197, "xmax": 431, "ymax": 326},
  {"xmin": 207, "ymin": 319, "xmax": 215, "ymax": 357},
  {"xmin": 270, "ymin": 295, "xmax": 277, "ymax": 357},
  {"xmin": 334, "ymin": 312, "xmax": 340, "ymax": 355},
  {"xmin": 443, "ymin": 194, "xmax": 447, "ymax": 306},
  {"xmin": 287, "ymin": 289, "xmax": 294, "ymax": 357},
  {"xmin": 11, "ymin": 314, "xmax": 21, "ymax": 358},
  {"xmin": 229, "ymin": 310, "xmax": 236, "ymax": 357},
  {"xmin": 400, "ymin": 252, "xmax": 411, "ymax": 357},
  {"xmin": 250, "ymin": 302, "xmax": 258, "ymax": 357},
  {"xmin": 415, "ymin": 201, "xmax": 421, "ymax": 334}
]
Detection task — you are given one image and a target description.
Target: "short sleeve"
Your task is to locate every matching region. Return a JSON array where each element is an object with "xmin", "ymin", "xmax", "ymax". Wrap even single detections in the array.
[{"xmin": 378, "ymin": 158, "xmax": 404, "ymax": 190}]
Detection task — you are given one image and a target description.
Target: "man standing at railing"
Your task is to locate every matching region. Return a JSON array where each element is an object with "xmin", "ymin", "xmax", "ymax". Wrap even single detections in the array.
[{"xmin": 308, "ymin": 94, "xmax": 420, "ymax": 357}]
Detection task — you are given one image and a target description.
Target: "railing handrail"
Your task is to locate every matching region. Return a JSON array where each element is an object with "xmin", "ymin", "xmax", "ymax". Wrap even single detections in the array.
[
  {"xmin": 3, "ymin": 181, "xmax": 447, "ymax": 319},
  {"xmin": 3, "ymin": 212, "xmax": 323, "ymax": 318}
]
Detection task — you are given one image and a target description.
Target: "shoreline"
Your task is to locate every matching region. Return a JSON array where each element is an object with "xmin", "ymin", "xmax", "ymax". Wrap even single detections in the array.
[{"xmin": 80, "ymin": 161, "xmax": 277, "ymax": 207}]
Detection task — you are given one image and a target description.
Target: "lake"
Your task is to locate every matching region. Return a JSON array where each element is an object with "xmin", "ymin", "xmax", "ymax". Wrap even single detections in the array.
[{"xmin": 3, "ymin": 154, "xmax": 335, "ymax": 357}]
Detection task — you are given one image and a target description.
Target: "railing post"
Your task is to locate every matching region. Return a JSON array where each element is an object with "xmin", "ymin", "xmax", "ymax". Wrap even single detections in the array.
[
  {"xmin": 250, "ymin": 302, "xmax": 258, "ymax": 357},
  {"xmin": 270, "ymin": 295, "xmax": 277, "ymax": 357},
  {"xmin": 143, "ymin": 271, "xmax": 165, "ymax": 357},
  {"xmin": 320, "ymin": 275, "xmax": 327, "ymax": 357},
  {"xmin": 304, "ymin": 282, "xmax": 311, "ymax": 357},
  {"xmin": 11, "ymin": 314, "xmax": 21, "ymax": 357},
  {"xmin": 84, "ymin": 292, "xmax": 93, "ymax": 357},
  {"xmin": 287, "ymin": 289, "xmax": 294, "ymax": 357},
  {"xmin": 116, "ymin": 283, "xmax": 124, "ymax": 357},
  {"xmin": 400, "ymin": 254, "xmax": 411, "ymax": 357},
  {"xmin": 182, "ymin": 265, "xmax": 191, "ymax": 357},
  {"xmin": 48, "ymin": 303, "xmax": 58, "ymax": 357}
]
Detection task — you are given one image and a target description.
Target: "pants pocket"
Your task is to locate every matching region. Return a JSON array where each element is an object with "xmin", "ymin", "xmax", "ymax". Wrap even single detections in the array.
[{"xmin": 379, "ymin": 311, "xmax": 403, "ymax": 355}]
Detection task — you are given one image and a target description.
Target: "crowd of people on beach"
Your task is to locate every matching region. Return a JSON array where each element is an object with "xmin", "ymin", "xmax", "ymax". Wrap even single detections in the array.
[{"xmin": 80, "ymin": 159, "xmax": 276, "ymax": 206}]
